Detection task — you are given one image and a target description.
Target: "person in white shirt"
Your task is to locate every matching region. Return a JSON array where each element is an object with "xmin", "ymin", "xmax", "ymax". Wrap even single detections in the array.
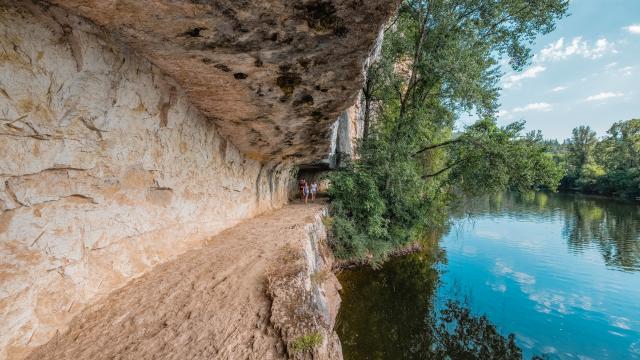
[{"xmin": 310, "ymin": 181, "xmax": 318, "ymax": 202}]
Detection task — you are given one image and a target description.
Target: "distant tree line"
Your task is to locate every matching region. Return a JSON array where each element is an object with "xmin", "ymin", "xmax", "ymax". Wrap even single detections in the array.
[{"xmin": 549, "ymin": 119, "xmax": 640, "ymax": 199}]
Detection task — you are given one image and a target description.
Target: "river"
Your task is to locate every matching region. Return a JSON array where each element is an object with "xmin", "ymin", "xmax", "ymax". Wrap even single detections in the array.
[{"xmin": 336, "ymin": 192, "xmax": 640, "ymax": 359}]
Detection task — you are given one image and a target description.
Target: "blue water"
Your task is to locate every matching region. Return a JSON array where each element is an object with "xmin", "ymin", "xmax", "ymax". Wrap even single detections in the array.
[{"xmin": 337, "ymin": 192, "xmax": 640, "ymax": 359}]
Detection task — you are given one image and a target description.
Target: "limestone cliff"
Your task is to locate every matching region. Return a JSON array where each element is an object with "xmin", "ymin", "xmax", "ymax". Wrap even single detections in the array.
[{"xmin": 0, "ymin": 0, "xmax": 399, "ymax": 358}]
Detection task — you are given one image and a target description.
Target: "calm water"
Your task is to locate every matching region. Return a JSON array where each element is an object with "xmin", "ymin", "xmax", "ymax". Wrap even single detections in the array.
[{"xmin": 336, "ymin": 192, "xmax": 640, "ymax": 359}]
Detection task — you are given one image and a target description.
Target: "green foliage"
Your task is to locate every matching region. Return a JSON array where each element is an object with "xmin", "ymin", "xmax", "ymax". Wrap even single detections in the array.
[
  {"xmin": 558, "ymin": 119, "xmax": 640, "ymax": 199},
  {"xmin": 327, "ymin": 0, "xmax": 567, "ymax": 262},
  {"xmin": 290, "ymin": 332, "xmax": 323, "ymax": 353},
  {"xmin": 446, "ymin": 120, "xmax": 564, "ymax": 194},
  {"xmin": 566, "ymin": 125, "xmax": 598, "ymax": 179},
  {"xmin": 328, "ymin": 168, "xmax": 390, "ymax": 262},
  {"xmin": 575, "ymin": 162, "xmax": 605, "ymax": 190}
]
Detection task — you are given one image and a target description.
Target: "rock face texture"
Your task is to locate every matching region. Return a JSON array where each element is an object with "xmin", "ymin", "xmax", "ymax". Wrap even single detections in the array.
[
  {"xmin": 322, "ymin": 26, "xmax": 383, "ymax": 169},
  {"xmin": 266, "ymin": 207, "xmax": 342, "ymax": 359},
  {"xmin": 44, "ymin": 0, "xmax": 398, "ymax": 163},
  {"xmin": 0, "ymin": 0, "xmax": 398, "ymax": 358}
]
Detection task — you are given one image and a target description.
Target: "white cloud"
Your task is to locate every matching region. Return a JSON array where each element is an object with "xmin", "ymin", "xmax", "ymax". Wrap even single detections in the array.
[
  {"xmin": 496, "ymin": 109, "xmax": 514, "ymax": 120},
  {"xmin": 462, "ymin": 245, "xmax": 477, "ymax": 256},
  {"xmin": 492, "ymin": 260, "xmax": 597, "ymax": 318},
  {"xmin": 513, "ymin": 272, "xmax": 536, "ymax": 285},
  {"xmin": 530, "ymin": 292, "xmax": 570, "ymax": 314},
  {"xmin": 503, "ymin": 65, "xmax": 546, "ymax": 89},
  {"xmin": 619, "ymin": 66, "xmax": 633, "ymax": 76},
  {"xmin": 512, "ymin": 102, "xmax": 552, "ymax": 113},
  {"xmin": 552, "ymin": 86, "xmax": 567, "ymax": 92},
  {"xmin": 475, "ymin": 230, "xmax": 503, "ymax": 240},
  {"xmin": 625, "ymin": 24, "xmax": 640, "ymax": 34},
  {"xmin": 585, "ymin": 92, "xmax": 624, "ymax": 102},
  {"xmin": 537, "ymin": 37, "xmax": 614, "ymax": 62},
  {"xmin": 528, "ymin": 291, "xmax": 592, "ymax": 315},
  {"xmin": 516, "ymin": 334, "xmax": 536, "ymax": 350},
  {"xmin": 605, "ymin": 63, "xmax": 634, "ymax": 76}
]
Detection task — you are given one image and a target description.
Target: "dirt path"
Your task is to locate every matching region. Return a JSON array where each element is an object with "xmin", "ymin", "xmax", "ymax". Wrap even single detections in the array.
[{"xmin": 27, "ymin": 203, "xmax": 327, "ymax": 360}]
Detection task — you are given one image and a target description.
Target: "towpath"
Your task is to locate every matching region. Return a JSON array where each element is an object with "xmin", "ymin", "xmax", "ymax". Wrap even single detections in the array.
[{"xmin": 27, "ymin": 203, "xmax": 326, "ymax": 360}]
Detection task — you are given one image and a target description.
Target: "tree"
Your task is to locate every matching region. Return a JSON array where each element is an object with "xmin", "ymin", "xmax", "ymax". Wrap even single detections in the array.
[
  {"xmin": 566, "ymin": 125, "xmax": 598, "ymax": 179},
  {"xmin": 592, "ymin": 119, "xmax": 640, "ymax": 197},
  {"xmin": 598, "ymin": 119, "xmax": 640, "ymax": 171},
  {"xmin": 557, "ymin": 120, "xmax": 640, "ymax": 198},
  {"xmin": 328, "ymin": 0, "xmax": 568, "ymax": 263},
  {"xmin": 424, "ymin": 120, "xmax": 563, "ymax": 194}
]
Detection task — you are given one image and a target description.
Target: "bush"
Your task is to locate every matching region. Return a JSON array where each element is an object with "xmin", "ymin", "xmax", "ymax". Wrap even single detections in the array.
[{"xmin": 327, "ymin": 167, "xmax": 391, "ymax": 264}]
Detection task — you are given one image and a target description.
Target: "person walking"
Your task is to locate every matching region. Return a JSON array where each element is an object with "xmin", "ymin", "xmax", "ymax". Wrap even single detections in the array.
[
  {"xmin": 298, "ymin": 178, "xmax": 307, "ymax": 200},
  {"xmin": 310, "ymin": 180, "xmax": 318, "ymax": 202},
  {"xmin": 303, "ymin": 181, "xmax": 310, "ymax": 204}
]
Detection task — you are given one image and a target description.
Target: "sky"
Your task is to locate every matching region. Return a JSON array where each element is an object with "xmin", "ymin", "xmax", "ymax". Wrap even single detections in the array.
[{"xmin": 461, "ymin": 0, "xmax": 640, "ymax": 141}]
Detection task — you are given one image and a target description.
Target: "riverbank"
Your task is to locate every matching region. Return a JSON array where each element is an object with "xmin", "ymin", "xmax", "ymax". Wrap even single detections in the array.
[
  {"xmin": 332, "ymin": 242, "xmax": 424, "ymax": 271},
  {"xmin": 23, "ymin": 203, "xmax": 343, "ymax": 360},
  {"xmin": 558, "ymin": 188, "xmax": 640, "ymax": 202}
]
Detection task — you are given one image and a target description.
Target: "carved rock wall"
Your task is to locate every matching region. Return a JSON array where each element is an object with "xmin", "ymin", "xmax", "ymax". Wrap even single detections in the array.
[{"xmin": 0, "ymin": 4, "xmax": 290, "ymax": 358}]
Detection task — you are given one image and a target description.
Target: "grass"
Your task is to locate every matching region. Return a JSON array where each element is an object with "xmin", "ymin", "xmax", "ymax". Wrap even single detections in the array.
[{"xmin": 290, "ymin": 331, "xmax": 323, "ymax": 353}]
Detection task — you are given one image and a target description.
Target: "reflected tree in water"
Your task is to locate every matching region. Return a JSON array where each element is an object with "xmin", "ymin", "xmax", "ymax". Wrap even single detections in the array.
[
  {"xmin": 337, "ymin": 239, "xmax": 543, "ymax": 360},
  {"xmin": 336, "ymin": 240, "xmax": 444, "ymax": 359},
  {"xmin": 456, "ymin": 192, "xmax": 640, "ymax": 271},
  {"xmin": 430, "ymin": 301, "xmax": 525, "ymax": 360},
  {"xmin": 337, "ymin": 192, "xmax": 638, "ymax": 360},
  {"xmin": 561, "ymin": 197, "xmax": 640, "ymax": 271}
]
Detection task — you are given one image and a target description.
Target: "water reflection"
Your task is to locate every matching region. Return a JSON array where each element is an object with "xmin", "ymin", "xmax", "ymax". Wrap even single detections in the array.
[
  {"xmin": 337, "ymin": 242, "xmax": 542, "ymax": 360},
  {"xmin": 456, "ymin": 192, "xmax": 640, "ymax": 272},
  {"xmin": 336, "ymin": 241, "xmax": 537, "ymax": 360},
  {"xmin": 336, "ymin": 241, "xmax": 444, "ymax": 359},
  {"xmin": 430, "ymin": 301, "xmax": 529, "ymax": 360},
  {"xmin": 337, "ymin": 192, "xmax": 640, "ymax": 359}
]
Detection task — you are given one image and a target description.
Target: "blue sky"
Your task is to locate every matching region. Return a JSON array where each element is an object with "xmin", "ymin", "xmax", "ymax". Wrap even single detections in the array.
[{"xmin": 463, "ymin": 0, "xmax": 640, "ymax": 140}]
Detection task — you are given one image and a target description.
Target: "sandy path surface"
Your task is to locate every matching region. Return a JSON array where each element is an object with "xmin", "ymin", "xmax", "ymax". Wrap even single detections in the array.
[{"xmin": 27, "ymin": 203, "xmax": 326, "ymax": 360}]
